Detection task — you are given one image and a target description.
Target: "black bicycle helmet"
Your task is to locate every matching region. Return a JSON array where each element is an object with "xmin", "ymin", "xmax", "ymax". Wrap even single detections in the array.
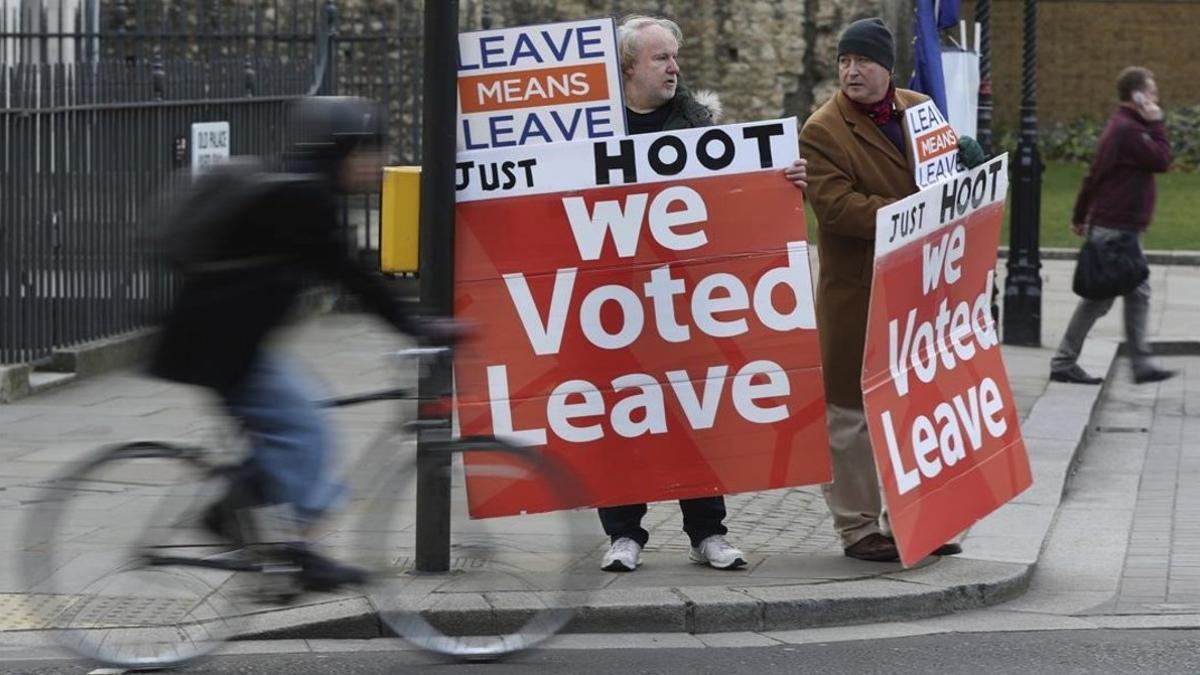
[{"xmin": 290, "ymin": 96, "xmax": 385, "ymax": 165}]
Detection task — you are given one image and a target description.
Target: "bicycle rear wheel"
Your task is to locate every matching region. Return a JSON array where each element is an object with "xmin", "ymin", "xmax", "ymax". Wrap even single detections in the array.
[
  {"xmin": 20, "ymin": 442, "xmax": 246, "ymax": 668},
  {"xmin": 347, "ymin": 435, "xmax": 596, "ymax": 660}
]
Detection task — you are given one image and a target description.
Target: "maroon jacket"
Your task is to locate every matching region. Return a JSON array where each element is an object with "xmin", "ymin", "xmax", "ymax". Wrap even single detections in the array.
[{"xmin": 1073, "ymin": 105, "xmax": 1172, "ymax": 232}]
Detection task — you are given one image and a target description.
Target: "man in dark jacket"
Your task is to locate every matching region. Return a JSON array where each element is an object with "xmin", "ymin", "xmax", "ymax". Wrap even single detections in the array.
[
  {"xmin": 150, "ymin": 96, "xmax": 448, "ymax": 590},
  {"xmin": 598, "ymin": 15, "xmax": 808, "ymax": 573},
  {"xmin": 1050, "ymin": 67, "xmax": 1175, "ymax": 385}
]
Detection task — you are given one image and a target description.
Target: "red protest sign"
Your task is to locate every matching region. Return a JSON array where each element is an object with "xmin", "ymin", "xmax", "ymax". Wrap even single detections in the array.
[
  {"xmin": 862, "ymin": 154, "xmax": 1031, "ymax": 566},
  {"xmin": 453, "ymin": 120, "xmax": 831, "ymax": 517}
]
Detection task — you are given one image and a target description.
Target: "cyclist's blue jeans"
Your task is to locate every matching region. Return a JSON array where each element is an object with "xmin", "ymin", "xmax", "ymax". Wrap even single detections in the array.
[{"xmin": 221, "ymin": 354, "xmax": 344, "ymax": 524}]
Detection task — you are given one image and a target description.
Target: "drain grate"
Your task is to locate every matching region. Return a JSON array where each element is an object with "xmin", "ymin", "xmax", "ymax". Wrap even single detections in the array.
[{"xmin": 1093, "ymin": 426, "xmax": 1149, "ymax": 433}]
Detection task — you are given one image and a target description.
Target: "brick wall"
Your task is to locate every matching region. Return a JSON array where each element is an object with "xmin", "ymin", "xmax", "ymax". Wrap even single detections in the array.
[{"xmin": 963, "ymin": 0, "xmax": 1200, "ymax": 128}]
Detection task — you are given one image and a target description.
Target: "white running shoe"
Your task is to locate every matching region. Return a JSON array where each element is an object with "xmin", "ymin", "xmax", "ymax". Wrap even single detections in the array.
[
  {"xmin": 601, "ymin": 537, "xmax": 643, "ymax": 572},
  {"xmin": 689, "ymin": 534, "xmax": 747, "ymax": 570}
]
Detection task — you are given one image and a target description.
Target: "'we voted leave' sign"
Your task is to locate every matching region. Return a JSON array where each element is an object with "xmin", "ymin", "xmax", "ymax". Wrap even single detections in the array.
[
  {"xmin": 862, "ymin": 154, "xmax": 1032, "ymax": 565},
  {"xmin": 457, "ymin": 19, "xmax": 626, "ymax": 151},
  {"xmin": 453, "ymin": 119, "xmax": 831, "ymax": 517}
]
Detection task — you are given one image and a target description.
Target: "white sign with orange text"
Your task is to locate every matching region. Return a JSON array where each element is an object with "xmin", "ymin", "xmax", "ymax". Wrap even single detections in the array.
[
  {"xmin": 457, "ymin": 18, "xmax": 626, "ymax": 151},
  {"xmin": 905, "ymin": 100, "xmax": 960, "ymax": 189}
]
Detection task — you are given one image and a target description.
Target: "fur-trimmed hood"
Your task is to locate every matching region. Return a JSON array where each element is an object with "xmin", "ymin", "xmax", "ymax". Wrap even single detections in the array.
[
  {"xmin": 664, "ymin": 84, "xmax": 723, "ymax": 130},
  {"xmin": 690, "ymin": 89, "xmax": 723, "ymax": 124}
]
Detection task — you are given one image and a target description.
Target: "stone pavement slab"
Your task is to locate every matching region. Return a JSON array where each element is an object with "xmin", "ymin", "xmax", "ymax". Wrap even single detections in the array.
[{"xmin": 0, "ymin": 259, "xmax": 1196, "ymax": 641}]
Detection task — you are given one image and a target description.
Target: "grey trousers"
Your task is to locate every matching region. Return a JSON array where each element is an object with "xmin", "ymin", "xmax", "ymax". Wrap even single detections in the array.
[
  {"xmin": 822, "ymin": 404, "xmax": 965, "ymax": 550},
  {"xmin": 1051, "ymin": 226, "xmax": 1154, "ymax": 376},
  {"xmin": 822, "ymin": 403, "xmax": 890, "ymax": 548}
]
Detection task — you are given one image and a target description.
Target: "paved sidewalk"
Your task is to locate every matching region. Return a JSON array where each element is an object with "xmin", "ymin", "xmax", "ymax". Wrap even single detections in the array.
[
  {"xmin": 2, "ymin": 259, "xmax": 1200, "ymax": 647},
  {"xmin": 1086, "ymin": 353, "xmax": 1200, "ymax": 615}
]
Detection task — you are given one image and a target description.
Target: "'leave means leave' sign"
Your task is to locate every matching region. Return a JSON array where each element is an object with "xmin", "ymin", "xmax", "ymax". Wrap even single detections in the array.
[
  {"xmin": 905, "ymin": 100, "xmax": 960, "ymax": 189},
  {"xmin": 457, "ymin": 18, "xmax": 626, "ymax": 152}
]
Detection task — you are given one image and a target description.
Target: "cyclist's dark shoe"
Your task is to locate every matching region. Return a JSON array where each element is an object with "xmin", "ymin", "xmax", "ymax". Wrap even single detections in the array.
[
  {"xmin": 201, "ymin": 502, "xmax": 237, "ymax": 543},
  {"xmin": 286, "ymin": 545, "xmax": 370, "ymax": 592},
  {"xmin": 201, "ymin": 476, "xmax": 263, "ymax": 546}
]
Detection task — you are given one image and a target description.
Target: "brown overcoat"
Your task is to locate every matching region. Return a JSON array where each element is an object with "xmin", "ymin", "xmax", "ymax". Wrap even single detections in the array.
[{"xmin": 799, "ymin": 88, "xmax": 927, "ymax": 408}]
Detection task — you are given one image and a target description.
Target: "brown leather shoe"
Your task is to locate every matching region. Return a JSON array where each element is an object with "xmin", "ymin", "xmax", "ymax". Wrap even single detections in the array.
[
  {"xmin": 932, "ymin": 542, "xmax": 963, "ymax": 556},
  {"xmin": 843, "ymin": 533, "xmax": 900, "ymax": 562}
]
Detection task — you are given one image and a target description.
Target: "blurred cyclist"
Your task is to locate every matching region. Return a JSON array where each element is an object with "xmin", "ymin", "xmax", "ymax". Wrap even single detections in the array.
[{"xmin": 149, "ymin": 96, "xmax": 454, "ymax": 591}]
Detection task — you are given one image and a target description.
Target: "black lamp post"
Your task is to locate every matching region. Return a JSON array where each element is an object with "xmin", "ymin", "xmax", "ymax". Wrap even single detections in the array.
[
  {"xmin": 1003, "ymin": 0, "xmax": 1042, "ymax": 346},
  {"xmin": 414, "ymin": 0, "xmax": 459, "ymax": 572},
  {"xmin": 975, "ymin": 0, "xmax": 993, "ymax": 156}
]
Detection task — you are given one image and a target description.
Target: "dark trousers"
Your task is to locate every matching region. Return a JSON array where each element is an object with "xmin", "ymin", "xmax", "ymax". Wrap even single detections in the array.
[{"xmin": 598, "ymin": 497, "xmax": 727, "ymax": 548}]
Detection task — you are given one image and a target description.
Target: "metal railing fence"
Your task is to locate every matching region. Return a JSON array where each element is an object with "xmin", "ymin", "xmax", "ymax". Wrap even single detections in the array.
[{"xmin": 2, "ymin": 0, "xmax": 422, "ymax": 365}]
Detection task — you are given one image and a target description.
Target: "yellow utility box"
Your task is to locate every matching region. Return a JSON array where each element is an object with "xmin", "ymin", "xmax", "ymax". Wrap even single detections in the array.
[{"xmin": 380, "ymin": 166, "xmax": 421, "ymax": 273}]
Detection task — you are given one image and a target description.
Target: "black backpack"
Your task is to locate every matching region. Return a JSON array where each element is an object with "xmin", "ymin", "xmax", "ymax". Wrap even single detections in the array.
[{"xmin": 156, "ymin": 159, "xmax": 282, "ymax": 271}]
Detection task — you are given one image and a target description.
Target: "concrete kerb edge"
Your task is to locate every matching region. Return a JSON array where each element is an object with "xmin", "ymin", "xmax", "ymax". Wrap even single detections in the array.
[
  {"xmin": 1120, "ymin": 337, "xmax": 1200, "ymax": 357},
  {"xmin": 230, "ymin": 563, "xmax": 1033, "ymax": 640},
  {"xmin": 0, "ymin": 329, "xmax": 157, "ymax": 404},
  {"xmin": 44, "ymin": 328, "xmax": 157, "ymax": 378},
  {"xmin": 998, "ymin": 247, "xmax": 1200, "ymax": 266},
  {"xmin": 235, "ymin": 596, "xmax": 384, "ymax": 641},
  {"xmin": 0, "ymin": 363, "xmax": 32, "ymax": 403},
  {"xmin": 1012, "ymin": 338, "xmax": 1120, "ymax": 560}
]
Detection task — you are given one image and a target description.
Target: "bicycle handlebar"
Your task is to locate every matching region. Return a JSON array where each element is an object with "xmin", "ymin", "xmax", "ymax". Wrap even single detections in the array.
[{"xmin": 388, "ymin": 345, "xmax": 451, "ymax": 360}]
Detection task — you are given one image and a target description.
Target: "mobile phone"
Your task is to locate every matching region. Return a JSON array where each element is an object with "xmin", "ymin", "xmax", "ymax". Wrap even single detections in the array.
[{"xmin": 1132, "ymin": 91, "xmax": 1149, "ymax": 107}]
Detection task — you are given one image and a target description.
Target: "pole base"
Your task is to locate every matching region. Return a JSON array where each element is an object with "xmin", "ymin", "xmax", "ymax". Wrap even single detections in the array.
[{"xmin": 1002, "ymin": 271, "xmax": 1042, "ymax": 347}]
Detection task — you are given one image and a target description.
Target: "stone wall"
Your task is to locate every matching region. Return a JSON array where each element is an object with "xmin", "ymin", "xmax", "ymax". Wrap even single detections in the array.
[{"xmin": 454, "ymin": 0, "xmax": 912, "ymax": 124}]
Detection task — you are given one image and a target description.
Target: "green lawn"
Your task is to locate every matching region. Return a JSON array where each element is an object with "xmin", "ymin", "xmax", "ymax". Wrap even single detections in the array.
[
  {"xmin": 1004, "ymin": 161, "xmax": 1200, "ymax": 251},
  {"xmin": 803, "ymin": 161, "xmax": 1200, "ymax": 251}
]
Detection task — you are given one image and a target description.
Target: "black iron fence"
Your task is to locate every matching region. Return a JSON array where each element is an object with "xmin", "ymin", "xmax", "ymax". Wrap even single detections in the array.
[{"xmin": 1, "ymin": 0, "xmax": 422, "ymax": 366}]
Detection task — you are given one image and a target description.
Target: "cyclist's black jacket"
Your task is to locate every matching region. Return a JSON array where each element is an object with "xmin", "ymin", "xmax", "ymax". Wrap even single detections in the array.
[{"xmin": 148, "ymin": 174, "xmax": 415, "ymax": 394}]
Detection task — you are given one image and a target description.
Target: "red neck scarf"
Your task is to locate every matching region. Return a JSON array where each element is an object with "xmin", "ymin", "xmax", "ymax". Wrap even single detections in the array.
[{"xmin": 851, "ymin": 82, "xmax": 897, "ymax": 126}]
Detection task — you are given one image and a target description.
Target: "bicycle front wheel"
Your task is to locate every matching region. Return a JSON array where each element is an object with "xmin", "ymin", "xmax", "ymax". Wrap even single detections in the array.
[
  {"xmin": 20, "ymin": 441, "xmax": 246, "ymax": 669},
  {"xmin": 348, "ymin": 435, "xmax": 596, "ymax": 660}
]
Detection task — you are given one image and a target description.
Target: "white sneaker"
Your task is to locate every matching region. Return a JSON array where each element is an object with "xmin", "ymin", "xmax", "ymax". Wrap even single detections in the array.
[
  {"xmin": 601, "ymin": 537, "xmax": 642, "ymax": 572},
  {"xmin": 689, "ymin": 535, "xmax": 747, "ymax": 570}
]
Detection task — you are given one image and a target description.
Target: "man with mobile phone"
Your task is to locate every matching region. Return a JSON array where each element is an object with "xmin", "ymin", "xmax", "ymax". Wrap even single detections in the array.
[{"xmin": 1050, "ymin": 66, "xmax": 1175, "ymax": 385}]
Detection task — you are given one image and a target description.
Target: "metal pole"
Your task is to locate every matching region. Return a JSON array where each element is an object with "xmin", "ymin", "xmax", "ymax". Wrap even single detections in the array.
[
  {"xmin": 1003, "ymin": 0, "xmax": 1042, "ymax": 346},
  {"xmin": 414, "ymin": 0, "xmax": 458, "ymax": 573},
  {"xmin": 974, "ymin": 0, "xmax": 993, "ymax": 157}
]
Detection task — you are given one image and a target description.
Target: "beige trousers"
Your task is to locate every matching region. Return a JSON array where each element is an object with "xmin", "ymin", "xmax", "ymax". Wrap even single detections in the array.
[{"xmin": 821, "ymin": 402, "xmax": 890, "ymax": 548}]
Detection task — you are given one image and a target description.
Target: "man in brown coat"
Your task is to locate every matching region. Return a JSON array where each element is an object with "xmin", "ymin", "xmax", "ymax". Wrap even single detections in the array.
[{"xmin": 799, "ymin": 17, "xmax": 962, "ymax": 562}]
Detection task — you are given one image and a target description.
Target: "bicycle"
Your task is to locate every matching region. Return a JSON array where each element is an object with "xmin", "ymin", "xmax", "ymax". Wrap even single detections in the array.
[{"xmin": 19, "ymin": 345, "xmax": 595, "ymax": 668}]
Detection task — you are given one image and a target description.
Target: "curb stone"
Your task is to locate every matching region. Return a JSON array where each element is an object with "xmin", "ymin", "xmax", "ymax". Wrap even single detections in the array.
[{"xmin": 998, "ymin": 246, "xmax": 1200, "ymax": 266}]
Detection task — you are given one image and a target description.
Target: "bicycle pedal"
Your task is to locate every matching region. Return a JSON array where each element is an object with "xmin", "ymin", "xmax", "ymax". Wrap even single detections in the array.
[
  {"xmin": 249, "ymin": 569, "xmax": 304, "ymax": 606},
  {"xmin": 254, "ymin": 586, "xmax": 303, "ymax": 604},
  {"xmin": 202, "ymin": 547, "xmax": 251, "ymax": 563},
  {"xmin": 248, "ymin": 586, "xmax": 303, "ymax": 606},
  {"xmin": 261, "ymin": 561, "xmax": 303, "ymax": 575}
]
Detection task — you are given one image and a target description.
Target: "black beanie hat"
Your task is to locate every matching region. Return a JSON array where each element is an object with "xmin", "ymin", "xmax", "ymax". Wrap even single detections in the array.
[{"xmin": 837, "ymin": 17, "xmax": 895, "ymax": 72}]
